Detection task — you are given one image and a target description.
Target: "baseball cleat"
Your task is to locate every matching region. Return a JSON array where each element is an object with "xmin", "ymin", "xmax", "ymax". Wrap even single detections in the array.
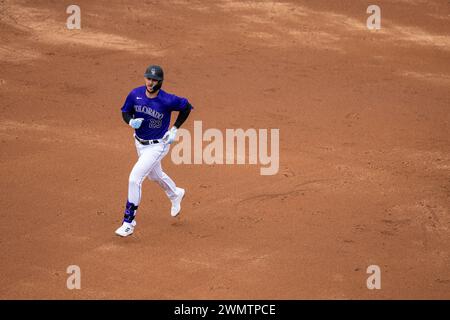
[
  {"xmin": 115, "ymin": 220, "xmax": 137, "ymax": 237},
  {"xmin": 171, "ymin": 187, "xmax": 185, "ymax": 217}
]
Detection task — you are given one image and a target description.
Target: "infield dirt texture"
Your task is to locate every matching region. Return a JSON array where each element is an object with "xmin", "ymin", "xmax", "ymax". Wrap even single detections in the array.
[{"xmin": 0, "ymin": 0, "xmax": 449, "ymax": 299}]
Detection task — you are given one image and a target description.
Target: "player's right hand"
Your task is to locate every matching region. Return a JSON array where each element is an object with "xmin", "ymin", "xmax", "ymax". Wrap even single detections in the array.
[{"xmin": 129, "ymin": 118, "xmax": 144, "ymax": 129}]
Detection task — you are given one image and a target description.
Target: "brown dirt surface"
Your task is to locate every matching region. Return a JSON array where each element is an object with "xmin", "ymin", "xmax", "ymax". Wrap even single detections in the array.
[{"xmin": 0, "ymin": 0, "xmax": 449, "ymax": 299}]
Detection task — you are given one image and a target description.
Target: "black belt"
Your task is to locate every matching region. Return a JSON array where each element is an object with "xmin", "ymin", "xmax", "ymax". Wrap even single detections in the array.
[{"xmin": 134, "ymin": 135, "xmax": 161, "ymax": 145}]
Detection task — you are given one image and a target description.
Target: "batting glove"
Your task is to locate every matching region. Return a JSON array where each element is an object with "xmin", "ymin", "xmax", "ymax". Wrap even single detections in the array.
[
  {"xmin": 129, "ymin": 118, "xmax": 144, "ymax": 129},
  {"xmin": 163, "ymin": 126, "xmax": 178, "ymax": 144}
]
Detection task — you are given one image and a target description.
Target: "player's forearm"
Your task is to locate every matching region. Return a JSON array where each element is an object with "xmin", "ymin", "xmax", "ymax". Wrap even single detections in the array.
[
  {"xmin": 122, "ymin": 111, "xmax": 134, "ymax": 124},
  {"xmin": 174, "ymin": 103, "xmax": 192, "ymax": 129}
]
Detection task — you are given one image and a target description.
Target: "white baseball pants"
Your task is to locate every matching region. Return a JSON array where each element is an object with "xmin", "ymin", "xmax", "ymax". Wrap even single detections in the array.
[{"xmin": 128, "ymin": 138, "xmax": 179, "ymax": 206}]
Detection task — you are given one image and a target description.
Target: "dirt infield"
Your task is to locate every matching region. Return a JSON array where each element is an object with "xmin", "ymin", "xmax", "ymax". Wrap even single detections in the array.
[{"xmin": 1, "ymin": 0, "xmax": 449, "ymax": 299}]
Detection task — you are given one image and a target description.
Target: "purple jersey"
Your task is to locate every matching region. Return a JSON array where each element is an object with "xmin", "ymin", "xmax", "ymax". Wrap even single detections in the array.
[{"xmin": 121, "ymin": 86, "xmax": 189, "ymax": 140}]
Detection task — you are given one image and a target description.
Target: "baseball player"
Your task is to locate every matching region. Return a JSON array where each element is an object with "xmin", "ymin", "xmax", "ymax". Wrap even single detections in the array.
[{"xmin": 115, "ymin": 65, "xmax": 193, "ymax": 237}]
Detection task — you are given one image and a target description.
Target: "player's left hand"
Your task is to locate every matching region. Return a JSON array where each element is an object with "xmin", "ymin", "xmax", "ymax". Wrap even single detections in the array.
[{"xmin": 163, "ymin": 126, "xmax": 178, "ymax": 144}]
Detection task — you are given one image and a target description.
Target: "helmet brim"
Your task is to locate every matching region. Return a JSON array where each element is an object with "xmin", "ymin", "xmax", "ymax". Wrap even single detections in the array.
[{"xmin": 144, "ymin": 74, "xmax": 163, "ymax": 81}]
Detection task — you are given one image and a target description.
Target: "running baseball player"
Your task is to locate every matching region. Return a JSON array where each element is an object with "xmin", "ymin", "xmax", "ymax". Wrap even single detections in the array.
[{"xmin": 115, "ymin": 65, "xmax": 193, "ymax": 237}]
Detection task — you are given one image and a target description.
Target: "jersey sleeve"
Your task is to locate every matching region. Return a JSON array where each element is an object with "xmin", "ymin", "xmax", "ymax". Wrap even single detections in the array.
[
  {"xmin": 121, "ymin": 91, "xmax": 135, "ymax": 113},
  {"xmin": 169, "ymin": 94, "xmax": 189, "ymax": 112}
]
